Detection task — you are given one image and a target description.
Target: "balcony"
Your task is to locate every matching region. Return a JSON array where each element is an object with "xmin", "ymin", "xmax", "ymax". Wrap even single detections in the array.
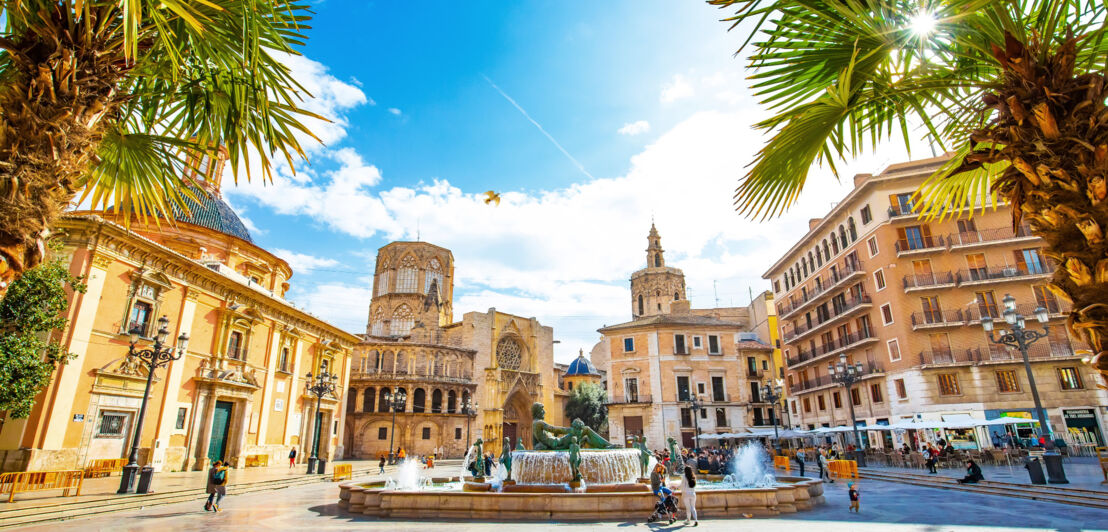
[
  {"xmin": 352, "ymin": 369, "xmax": 475, "ymax": 384},
  {"xmin": 974, "ymin": 340, "xmax": 1085, "ymax": 363},
  {"xmin": 746, "ymin": 367, "xmax": 765, "ymax": 379},
  {"xmin": 782, "ymin": 294, "xmax": 873, "ymax": 343},
  {"xmin": 895, "ymin": 235, "xmax": 949, "ymax": 257},
  {"xmin": 778, "ymin": 260, "xmax": 865, "ymax": 319},
  {"xmin": 902, "ymin": 271, "xmax": 957, "ymax": 292},
  {"xmin": 606, "ymin": 394, "xmax": 652, "ymax": 405},
  {"xmin": 918, "ymin": 348, "xmax": 980, "ymax": 366},
  {"xmin": 965, "ymin": 301, "xmax": 1069, "ymax": 324},
  {"xmin": 887, "ymin": 204, "xmax": 921, "ymax": 221},
  {"xmin": 910, "ymin": 309, "xmax": 966, "ymax": 330},
  {"xmin": 786, "ymin": 330, "xmax": 878, "ymax": 368},
  {"xmin": 788, "ymin": 361, "xmax": 885, "ymax": 394},
  {"xmin": 955, "ymin": 261, "xmax": 1055, "ymax": 287},
  {"xmin": 949, "ymin": 224, "xmax": 1038, "ymax": 249}
]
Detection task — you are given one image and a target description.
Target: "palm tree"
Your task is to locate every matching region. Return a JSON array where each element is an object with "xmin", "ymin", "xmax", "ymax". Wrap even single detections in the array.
[
  {"xmin": 710, "ymin": 0, "xmax": 1108, "ymax": 386},
  {"xmin": 0, "ymin": 1, "xmax": 322, "ymax": 289}
]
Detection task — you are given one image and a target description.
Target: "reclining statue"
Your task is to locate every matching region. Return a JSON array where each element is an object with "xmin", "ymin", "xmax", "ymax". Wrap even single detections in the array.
[{"xmin": 530, "ymin": 402, "xmax": 617, "ymax": 450}]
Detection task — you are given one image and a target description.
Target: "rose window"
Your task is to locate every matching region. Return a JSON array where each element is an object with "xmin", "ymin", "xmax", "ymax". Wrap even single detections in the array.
[{"xmin": 496, "ymin": 337, "xmax": 522, "ymax": 370}]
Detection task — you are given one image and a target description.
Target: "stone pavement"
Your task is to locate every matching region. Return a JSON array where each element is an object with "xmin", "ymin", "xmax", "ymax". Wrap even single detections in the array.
[
  {"xmin": 9, "ymin": 466, "xmax": 1108, "ymax": 531},
  {"xmin": 856, "ymin": 456, "xmax": 1107, "ymax": 491}
]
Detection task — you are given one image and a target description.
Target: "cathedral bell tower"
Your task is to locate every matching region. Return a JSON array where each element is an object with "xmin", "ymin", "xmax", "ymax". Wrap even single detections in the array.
[{"xmin": 629, "ymin": 223, "xmax": 686, "ymax": 318}]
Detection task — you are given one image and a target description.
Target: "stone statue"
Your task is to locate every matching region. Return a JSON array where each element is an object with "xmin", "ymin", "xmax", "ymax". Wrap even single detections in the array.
[
  {"xmin": 515, "ymin": 437, "xmax": 525, "ymax": 451},
  {"xmin": 500, "ymin": 437, "xmax": 513, "ymax": 481},
  {"xmin": 567, "ymin": 436, "xmax": 582, "ymax": 483},
  {"xmin": 636, "ymin": 436, "xmax": 651, "ymax": 479},
  {"xmin": 667, "ymin": 437, "xmax": 682, "ymax": 473},
  {"xmin": 472, "ymin": 438, "xmax": 485, "ymax": 479},
  {"xmin": 530, "ymin": 402, "xmax": 617, "ymax": 450}
]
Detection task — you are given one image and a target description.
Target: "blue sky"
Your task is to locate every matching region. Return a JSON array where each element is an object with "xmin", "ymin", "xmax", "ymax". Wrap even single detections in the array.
[{"xmin": 223, "ymin": 1, "xmax": 912, "ymax": 362}]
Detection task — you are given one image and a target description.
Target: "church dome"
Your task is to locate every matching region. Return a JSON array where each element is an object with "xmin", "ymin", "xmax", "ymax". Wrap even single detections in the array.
[
  {"xmin": 171, "ymin": 189, "xmax": 254, "ymax": 243},
  {"xmin": 565, "ymin": 351, "xmax": 599, "ymax": 376}
]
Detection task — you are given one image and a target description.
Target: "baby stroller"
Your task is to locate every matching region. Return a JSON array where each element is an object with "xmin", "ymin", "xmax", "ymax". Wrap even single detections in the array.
[{"xmin": 647, "ymin": 490, "xmax": 678, "ymax": 524}]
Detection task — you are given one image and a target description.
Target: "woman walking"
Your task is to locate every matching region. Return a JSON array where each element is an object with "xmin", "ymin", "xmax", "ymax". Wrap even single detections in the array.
[
  {"xmin": 204, "ymin": 460, "xmax": 228, "ymax": 512},
  {"xmin": 288, "ymin": 447, "xmax": 297, "ymax": 468},
  {"xmin": 818, "ymin": 450, "xmax": 833, "ymax": 483},
  {"xmin": 680, "ymin": 463, "xmax": 698, "ymax": 526}
]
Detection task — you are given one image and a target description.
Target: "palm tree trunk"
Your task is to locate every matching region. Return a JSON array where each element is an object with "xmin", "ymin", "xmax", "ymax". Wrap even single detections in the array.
[
  {"xmin": 967, "ymin": 33, "xmax": 1108, "ymax": 388},
  {"xmin": 0, "ymin": 5, "xmax": 126, "ymax": 290}
]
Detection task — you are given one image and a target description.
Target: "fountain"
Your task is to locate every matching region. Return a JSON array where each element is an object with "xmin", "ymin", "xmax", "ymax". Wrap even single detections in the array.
[{"xmin": 337, "ymin": 401, "xmax": 824, "ymax": 520}]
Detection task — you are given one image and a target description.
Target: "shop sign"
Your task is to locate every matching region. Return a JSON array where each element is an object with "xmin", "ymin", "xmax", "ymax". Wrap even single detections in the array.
[{"xmin": 1064, "ymin": 409, "xmax": 1095, "ymax": 420}]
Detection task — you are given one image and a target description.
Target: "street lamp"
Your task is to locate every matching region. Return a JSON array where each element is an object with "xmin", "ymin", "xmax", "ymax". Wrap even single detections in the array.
[
  {"xmin": 761, "ymin": 379, "xmax": 784, "ymax": 449},
  {"xmin": 685, "ymin": 396, "xmax": 704, "ymax": 450},
  {"xmin": 828, "ymin": 353, "xmax": 867, "ymax": 466},
  {"xmin": 461, "ymin": 396, "xmax": 479, "ymax": 452},
  {"xmin": 384, "ymin": 387, "xmax": 407, "ymax": 464},
  {"xmin": 981, "ymin": 293, "xmax": 1067, "ymax": 483},
  {"xmin": 304, "ymin": 368, "xmax": 339, "ymax": 474},
  {"xmin": 118, "ymin": 316, "xmax": 188, "ymax": 494}
]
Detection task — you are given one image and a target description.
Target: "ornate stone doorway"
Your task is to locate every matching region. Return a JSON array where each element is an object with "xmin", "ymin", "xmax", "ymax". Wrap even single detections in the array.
[{"xmin": 500, "ymin": 390, "xmax": 532, "ymax": 448}]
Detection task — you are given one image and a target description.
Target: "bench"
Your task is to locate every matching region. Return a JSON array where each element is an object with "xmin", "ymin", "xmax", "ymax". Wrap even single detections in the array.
[
  {"xmin": 332, "ymin": 463, "xmax": 352, "ymax": 481},
  {"xmin": 1, "ymin": 470, "xmax": 84, "ymax": 503},
  {"xmin": 245, "ymin": 454, "xmax": 269, "ymax": 468},
  {"xmin": 83, "ymin": 458, "xmax": 127, "ymax": 478}
]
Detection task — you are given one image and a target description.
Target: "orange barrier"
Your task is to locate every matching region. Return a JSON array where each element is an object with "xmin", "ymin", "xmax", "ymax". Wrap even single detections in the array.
[
  {"xmin": 828, "ymin": 459, "xmax": 858, "ymax": 479},
  {"xmin": 245, "ymin": 454, "xmax": 269, "ymax": 468},
  {"xmin": 1, "ymin": 470, "xmax": 84, "ymax": 503},
  {"xmin": 83, "ymin": 458, "xmax": 127, "ymax": 478},
  {"xmin": 332, "ymin": 463, "xmax": 353, "ymax": 481},
  {"xmin": 773, "ymin": 455, "xmax": 791, "ymax": 471}
]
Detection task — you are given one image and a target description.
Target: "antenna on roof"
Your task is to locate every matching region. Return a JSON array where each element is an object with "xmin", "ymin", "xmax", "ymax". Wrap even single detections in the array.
[
  {"xmin": 416, "ymin": 218, "xmax": 421, "ymax": 241},
  {"xmin": 713, "ymin": 280, "xmax": 719, "ymax": 308}
]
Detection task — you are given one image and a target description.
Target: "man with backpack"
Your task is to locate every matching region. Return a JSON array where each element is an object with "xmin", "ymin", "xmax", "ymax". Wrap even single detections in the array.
[{"xmin": 205, "ymin": 460, "xmax": 229, "ymax": 512}]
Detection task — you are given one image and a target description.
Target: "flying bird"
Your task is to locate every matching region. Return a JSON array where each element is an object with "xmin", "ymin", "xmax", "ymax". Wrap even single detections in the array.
[{"xmin": 484, "ymin": 191, "xmax": 501, "ymax": 206}]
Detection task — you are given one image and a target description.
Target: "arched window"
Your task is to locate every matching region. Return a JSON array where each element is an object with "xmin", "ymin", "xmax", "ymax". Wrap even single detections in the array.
[
  {"xmin": 495, "ymin": 337, "xmax": 523, "ymax": 370},
  {"xmin": 848, "ymin": 217, "xmax": 857, "ymax": 241},
  {"xmin": 637, "ymin": 294, "xmax": 644, "ymax": 315},
  {"xmin": 370, "ymin": 307, "xmax": 385, "ymax": 336},
  {"xmin": 377, "ymin": 388, "xmax": 390, "ymax": 413},
  {"xmin": 462, "ymin": 390, "xmax": 471, "ymax": 407},
  {"xmin": 823, "ymin": 239, "xmax": 830, "ymax": 259},
  {"xmin": 815, "ymin": 248, "xmax": 823, "ymax": 266},
  {"xmin": 390, "ymin": 305, "xmax": 415, "ymax": 336},
  {"xmin": 654, "ymin": 255, "xmax": 661, "ymax": 267},
  {"xmin": 395, "ymin": 388, "xmax": 407, "ymax": 412},
  {"xmin": 367, "ymin": 350, "xmax": 380, "ymax": 372},
  {"xmin": 447, "ymin": 390, "xmax": 457, "ymax": 413},
  {"xmin": 382, "ymin": 351, "xmax": 395, "ymax": 373},
  {"xmin": 431, "ymin": 389, "xmax": 443, "ymax": 413},
  {"xmin": 363, "ymin": 387, "xmax": 376, "ymax": 412},
  {"xmin": 831, "ymin": 232, "xmax": 839, "ymax": 254},
  {"xmin": 414, "ymin": 354, "xmax": 427, "ymax": 375},
  {"xmin": 376, "ymin": 270, "xmax": 390, "ymax": 296},
  {"xmin": 674, "ymin": 291, "xmax": 680, "ymax": 301},
  {"xmin": 396, "ymin": 255, "xmax": 419, "ymax": 293},
  {"xmin": 433, "ymin": 353, "xmax": 444, "ymax": 376},
  {"xmin": 346, "ymin": 388, "xmax": 357, "ymax": 413},
  {"xmin": 412, "ymin": 388, "xmax": 426, "ymax": 413},
  {"xmin": 395, "ymin": 351, "xmax": 407, "ymax": 374},
  {"xmin": 425, "ymin": 258, "xmax": 444, "ymax": 295},
  {"xmin": 839, "ymin": 225, "xmax": 848, "ymax": 249}
]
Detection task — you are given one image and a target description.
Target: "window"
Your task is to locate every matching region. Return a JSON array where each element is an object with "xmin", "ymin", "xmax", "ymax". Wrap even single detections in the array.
[
  {"xmin": 861, "ymin": 205, "xmax": 872, "ymax": 224},
  {"xmin": 891, "ymin": 192, "xmax": 915, "ymax": 215},
  {"xmin": 966, "ymin": 253, "xmax": 988, "ymax": 280},
  {"xmin": 881, "ymin": 303, "xmax": 894, "ymax": 325},
  {"xmin": 455, "ymin": 428, "xmax": 462, "ymax": 439},
  {"xmin": 376, "ymin": 271, "xmax": 390, "ymax": 295},
  {"xmin": 873, "ymin": 269, "xmax": 886, "ymax": 291},
  {"xmin": 850, "ymin": 388, "xmax": 862, "ymax": 406},
  {"xmin": 803, "ymin": 398, "xmax": 811, "ymax": 413},
  {"xmin": 898, "ymin": 225, "xmax": 933, "ymax": 250},
  {"xmin": 97, "ymin": 412, "xmax": 127, "ymax": 437},
  {"xmin": 623, "ymin": 337, "xmax": 635, "ymax": 352},
  {"xmin": 832, "ymin": 392, "xmax": 842, "ymax": 409},
  {"xmin": 921, "ymin": 296, "xmax": 942, "ymax": 323},
  {"xmin": 227, "ymin": 331, "xmax": 244, "ymax": 359},
  {"xmin": 396, "ymin": 260, "xmax": 418, "ymax": 292},
  {"xmin": 938, "ymin": 374, "xmax": 960, "ymax": 396},
  {"xmin": 278, "ymin": 347, "xmax": 290, "ymax": 372},
  {"xmin": 715, "ymin": 408, "xmax": 727, "ymax": 427},
  {"xmin": 676, "ymin": 376, "xmax": 691, "ymax": 401},
  {"xmin": 817, "ymin": 395, "xmax": 826, "ymax": 410},
  {"xmin": 867, "ymin": 236, "xmax": 879, "ymax": 257},
  {"xmin": 674, "ymin": 334, "xmax": 687, "ymax": 355},
  {"xmin": 697, "ymin": 382, "xmax": 706, "ymax": 395},
  {"xmin": 895, "ymin": 379, "xmax": 907, "ymax": 399},
  {"xmin": 774, "ymin": 280, "xmax": 780, "ymax": 293},
  {"xmin": 274, "ymin": 398, "xmax": 284, "ymax": 412},
  {"xmin": 708, "ymin": 335, "xmax": 720, "ymax": 354},
  {"xmin": 128, "ymin": 301, "xmax": 153, "ymax": 337},
  {"xmin": 175, "ymin": 407, "xmax": 188, "ymax": 430},
  {"xmin": 711, "ymin": 376, "xmax": 725, "ymax": 401},
  {"xmin": 625, "ymin": 378, "xmax": 640, "ymax": 402},
  {"xmin": 390, "ymin": 305, "xmax": 415, "ymax": 336},
  {"xmin": 424, "ymin": 258, "xmax": 444, "ymax": 294},
  {"xmin": 680, "ymin": 408, "xmax": 693, "ymax": 428},
  {"xmin": 637, "ymin": 294, "xmax": 644, "ymax": 315},
  {"xmin": 976, "ymin": 291, "xmax": 999, "ymax": 319},
  {"xmin": 378, "ymin": 427, "xmax": 388, "ymax": 440},
  {"xmin": 870, "ymin": 383, "xmax": 883, "ymax": 403},
  {"xmin": 957, "ymin": 218, "xmax": 977, "ymax": 234},
  {"xmin": 1016, "ymin": 248, "xmax": 1046, "ymax": 274},
  {"xmin": 791, "ymin": 401, "xmax": 798, "ymax": 414},
  {"xmin": 692, "ymin": 336, "xmax": 703, "ymax": 349},
  {"xmin": 996, "ymin": 370, "xmax": 1020, "ymax": 393},
  {"xmin": 1033, "ymin": 284, "xmax": 1060, "ymax": 313},
  {"xmin": 422, "ymin": 427, "xmax": 431, "ymax": 440},
  {"xmin": 1058, "ymin": 367, "xmax": 1083, "ymax": 390}
]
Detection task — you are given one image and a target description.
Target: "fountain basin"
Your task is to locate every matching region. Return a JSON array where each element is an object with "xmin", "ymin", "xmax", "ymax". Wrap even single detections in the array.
[
  {"xmin": 338, "ymin": 476, "xmax": 824, "ymax": 520},
  {"xmin": 510, "ymin": 448, "xmax": 641, "ymax": 486}
]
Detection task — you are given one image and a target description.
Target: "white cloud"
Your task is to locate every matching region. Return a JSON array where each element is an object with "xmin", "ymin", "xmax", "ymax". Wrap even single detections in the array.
[
  {"xmin": 271, "ymin": 248, "xmax": 340, "ymax": 274},
  {"xmin": 618, "ymin": 120, "xmax": 651, "ymax": 136},
  {"xmin": 388, "ymin": 108, "xmax": 402, "ymax": 116},
  {"xmin": 660, "ymin": 74, "xmax": 694, "ymax": 103}
]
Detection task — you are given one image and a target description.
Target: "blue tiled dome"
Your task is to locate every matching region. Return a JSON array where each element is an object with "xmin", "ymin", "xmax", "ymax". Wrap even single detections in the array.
[
  {"xmin": 565, "ymin": 352, "xmax": 599, "ymax": 376},
  {"xmin": 171, "ymin": 190, "xmax": 254, "ymax": 243}
]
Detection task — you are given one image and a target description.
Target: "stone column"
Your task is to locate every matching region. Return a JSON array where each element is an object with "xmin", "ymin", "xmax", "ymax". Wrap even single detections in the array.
[
  {"xmin": 193, "ymin": 388, "xmax": 218, "ymax": 470},
  {"xmin": 150, "ymin": 290, "xmax": 198, "ymax": 472},
  {"xmin": 283, "ymin": 339, "xmax": 305, "ymax": 447},
  {"xmin": 256, "ymin": 328, "xmax": 282, "ymax": 447}
]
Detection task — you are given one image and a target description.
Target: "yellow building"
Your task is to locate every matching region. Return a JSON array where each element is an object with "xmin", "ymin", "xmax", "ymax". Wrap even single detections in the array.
[{"xmin": 0, "ymin": 152, "xmax": 358, "ymax": 473}]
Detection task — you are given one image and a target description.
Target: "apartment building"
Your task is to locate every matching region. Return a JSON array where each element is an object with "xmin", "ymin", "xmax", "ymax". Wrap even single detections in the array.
[{"xmin": 763, "ymin": 155, "xmax": 1108, "ymax": 450}]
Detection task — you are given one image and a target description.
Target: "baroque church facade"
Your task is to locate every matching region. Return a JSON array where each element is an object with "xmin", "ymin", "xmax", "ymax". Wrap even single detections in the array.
[{"xmin": 345, "ymin": 242, "xmax": 565, "ymax": 459}]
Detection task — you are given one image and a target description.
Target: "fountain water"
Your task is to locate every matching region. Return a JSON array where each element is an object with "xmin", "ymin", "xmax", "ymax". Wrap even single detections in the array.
[
  {"xmin": 511, "ymin": 448, "xmax": 640, "ymax": 486},
  {"xmin": 384, "ymin": 459, "xmax": 432, "ymax": 490},
  {"xmin": 720, "ymin": 442, "xmax": 777, "ymax": 488}
]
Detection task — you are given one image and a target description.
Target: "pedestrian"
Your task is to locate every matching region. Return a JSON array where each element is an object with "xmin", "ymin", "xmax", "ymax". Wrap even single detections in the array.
[
  {"xmin": 288, "ymin": 447, "xmax": 297, "ymax": 468},
  {"xmin": 794, "ymin": 449, "xmax": 806, "ymax": 477},
  {"xmin": 925, "ymin": 445, "xmax": 938, "ymax": 474},
  {"xmin": 818, "ymin": 450, "xmax": 832, "ymax": 483},
  {"xmin": 398, "ymin": 447, "xmax": 407, "ymax": 461},
  {"xmin": 204, "ymin": 460, "xmax": 228, "ymax": 512},
  {"xmin": 957, "ymin": 460, "xmax": 984, "ymax": 484},
  {"xmin": 378, "ymin": 456, "xmax": 386, "ymax": 474},
  {"xmin": 426, "ymin": 454, "xmax": 435, "ymax": 469},
  {"xmin": 847, "ymin": 481, "xmax": 860, "ymax": 512},
  {"xmin": 680, "ymin": 462, "xmax": 698, "ymax": 526}
]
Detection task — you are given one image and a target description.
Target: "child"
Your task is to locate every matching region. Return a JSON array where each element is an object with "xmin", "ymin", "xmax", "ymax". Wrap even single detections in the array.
[
  {"xmin": 848, "ymin": 481, "xmax": 860, "ymax": 512},
  {"xmin": 378, "ymin": 456, "xmax": 386, "ymax": 474}
]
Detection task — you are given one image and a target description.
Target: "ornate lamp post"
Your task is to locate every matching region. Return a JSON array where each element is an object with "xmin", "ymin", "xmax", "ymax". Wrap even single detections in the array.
[
  {"xmin": 686, "ymin": 396, "xmax": 704, "ymax": 450},
  {"xmin": 828, "ymin": 353, "xmax": 867, "ymax": 466},
  {"xmin": 461, "ymin": 397, "xmax": 479, "ymax": 452},
  {"xmin": 118, "ymin": 316, "xmax": 189, "ymax": 494},
  {"xmin": 385, "ymin": 387, "xmax": 407, "ymax": 464},
  {"xmin": 304, "ymin": 368, "xmax": 339, "ymax": 474},
  {"xmin": 981, "ymin": 294, "xmax": 1067, "ymax": 483},
  {"xmin": 761, "ymin": 379, "xmax": 784, "ymax": 448}
]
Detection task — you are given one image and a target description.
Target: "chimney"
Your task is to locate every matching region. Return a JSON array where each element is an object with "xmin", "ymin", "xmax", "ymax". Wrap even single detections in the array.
[{"xmin": 808, "ymin": 218, "xmax": 823, "ymax": 231}]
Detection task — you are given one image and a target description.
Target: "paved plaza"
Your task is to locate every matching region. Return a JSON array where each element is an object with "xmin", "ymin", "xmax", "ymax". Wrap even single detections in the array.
[{"xmin": 9, "ymin": 467, "xmax": 1107, "ymax": 531}]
